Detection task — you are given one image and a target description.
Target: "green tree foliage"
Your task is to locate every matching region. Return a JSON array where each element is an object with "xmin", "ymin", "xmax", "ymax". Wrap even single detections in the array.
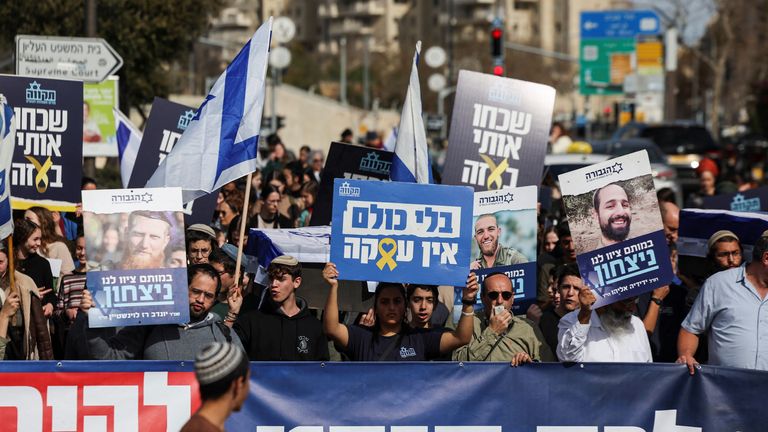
[{"xmin": 0, "ymin": 0, "xmax": 224, "ymax": 119}]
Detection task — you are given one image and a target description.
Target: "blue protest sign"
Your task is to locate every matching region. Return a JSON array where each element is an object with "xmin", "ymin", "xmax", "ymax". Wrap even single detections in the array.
[
  {"xmin": 330, "ymin": 178, "xmax": 473, "ymax": 286},
  {"xmin": 701, "ymin": 187, "xmax": 768, "ymax": 213},
  {"xmin": 559, "ymin": 151, "xmax": 673, "ymax": 307},
  {"xmin": 580, "ymin": 10, "xmax": 661, "ymax": 38},
  {"xmin": 0, "ymin": 75, "xmax": 83, "ymax": 211},
  {"xmin": 82, "ymin": 187, "xmax": 190, "ymax": 327}
]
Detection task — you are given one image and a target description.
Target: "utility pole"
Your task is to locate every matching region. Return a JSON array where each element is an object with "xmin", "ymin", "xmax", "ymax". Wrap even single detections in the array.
[
  {"xmin": 363, "ymin": 35, "xmax": 370, "ymax": 111},
  {"xmin": 340, "ymin": 37, "xmax": 347, "ymax": 105},
  {"xmin": 83, "ymin": 0, "xmax": 97, "ymax": 178}
]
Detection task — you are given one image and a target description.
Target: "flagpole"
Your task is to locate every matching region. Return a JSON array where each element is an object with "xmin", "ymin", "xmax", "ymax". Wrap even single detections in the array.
[
  {"xmin": 233, "ymin": 172, "xmax": 253, "ymax": 286},
  {"xmin": 7, "ymin": 236, "xmax": 16, "ymax": 295}
]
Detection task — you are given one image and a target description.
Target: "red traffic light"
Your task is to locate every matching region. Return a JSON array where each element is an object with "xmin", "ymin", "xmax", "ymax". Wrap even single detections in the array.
[
  {"xmin": 491, "ymin": 28, "xmax": 503, "ymax": 40},
  {"xmin": 493, "ymin": 65, "xmax": 504, "ymax": 76}
]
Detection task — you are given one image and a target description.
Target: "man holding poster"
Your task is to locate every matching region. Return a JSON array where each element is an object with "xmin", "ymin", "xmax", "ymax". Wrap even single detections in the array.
[{"xmin": 558, "ymin": 151, "xmax": 673, "ymax": 309}]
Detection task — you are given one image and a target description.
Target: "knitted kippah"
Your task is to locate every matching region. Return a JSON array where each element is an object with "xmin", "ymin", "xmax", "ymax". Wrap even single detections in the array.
[
  {"xmin": 194, "ymin": 342, "xmax": 244, "ymax": 386},
  {"xmin": 270, "ymin": 254, "xmax": 299, "ymax": 266},
  {"xmin": 187, "ymin": 224, "xmax": 216, "ymax": 239}
]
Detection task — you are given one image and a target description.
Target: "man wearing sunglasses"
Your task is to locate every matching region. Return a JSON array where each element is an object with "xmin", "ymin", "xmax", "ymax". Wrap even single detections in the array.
[
  {"xmin": 557, "ymin": 287, "xmax": 652, "ymax": 362},
  {"xmin": 452, "ymin": 272, "xmax": 553, "ymax": 364}
]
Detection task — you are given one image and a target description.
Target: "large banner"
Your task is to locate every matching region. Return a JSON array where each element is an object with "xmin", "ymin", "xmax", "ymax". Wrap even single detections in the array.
[
  {"xmin": 0, "ymin": 362, "xmax": 765, "ymax": 432},
  {"xmin": 82, "ymin": 76, "xmax": 119, "ymax": 157},
  {"xmin": 457, "ymin": 186, "xmax": 538, "ymax": 318},
  {"xmin": 442, "ymin": 70, "xmax": 555, "ymax": 191},
  {"xmin": 0, "ymin": 75, "xmax": 83, "ymax": 211},
  {"xmin": 82, "ymin": 187, "xmax": 189, "ymax": 328},
  {"xmin": 701, "ymin": 186, "xmax": 768, "ymax": 212},
  {"xmin": 330, "ymin": 178, "xmax": 473, "ymax": 286},
  {"xmin": 128, "ymin": 97, "xmax": 217, "ymax": 225},
  {"xmin": 311, "ymin": 141, "xmax": 393, "ymax": 226},
  {"xmin": 559, "ymin": 151, "xmax": 673, "ymax": 307}
]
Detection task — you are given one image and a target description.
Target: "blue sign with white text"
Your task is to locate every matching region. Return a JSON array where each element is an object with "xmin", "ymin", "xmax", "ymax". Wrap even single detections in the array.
[
  {"xmin": 331, "ymin": 178, "xmax": 474, "ymax": 286},
  {"xmin": 581, "ymin": 10, "xmax": 661, "ymax": 38}
]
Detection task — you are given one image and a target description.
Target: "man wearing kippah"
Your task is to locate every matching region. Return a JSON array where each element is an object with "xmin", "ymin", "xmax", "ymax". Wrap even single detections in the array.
[
  {"xmin": 678, "ymin": 236, "xmax": 768, "ymax": 373},
  {"xmin": 186, "ymin": 224, "xmax": 219, "ymax": 265},
  {"xmin": 234, "ymin": 255, "xmax": 329, "ymax": 360},
  {"xmin": 181, "ymin": 342, "xmax": 250, "ymax": 432}
]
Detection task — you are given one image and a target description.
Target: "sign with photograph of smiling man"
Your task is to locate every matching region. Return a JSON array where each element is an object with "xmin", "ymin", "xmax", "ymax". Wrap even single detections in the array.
[
  {"xmin": 82, "ymin": 187, "xmax": 189, "ymax": 327},
  {"xmin": 558, "ymin": 151, "xmax": 673, "ymax": 307},
  {"xmin": 457, "ymin": 185, "xmax": 538, "ymax": 317}
]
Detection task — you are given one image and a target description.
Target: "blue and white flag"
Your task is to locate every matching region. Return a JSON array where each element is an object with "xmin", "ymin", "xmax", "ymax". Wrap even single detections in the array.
[
  {"xmin": 146, "ymin": 18, "xmax": 272, "ymax": 202},
  {"xmin": 390, "ymin": 41, "xmax": 433, "ymax": 184},
  {"xmin": 113, "ymin": 108, "xmax": 141, "ymax": 188},
  {"xmin": 0, "ymin": 95, "xmax": 14, "ymax": 240}
]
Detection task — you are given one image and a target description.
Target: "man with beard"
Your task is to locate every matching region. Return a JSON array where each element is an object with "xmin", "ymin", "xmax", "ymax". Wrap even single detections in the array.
[
  {"xmin": 470, "ymin": 214, "xmax": 528, "ymax": 270},
  {"xmin": 556, "ymin": 286, "xmax": 652, "ymax": 362},
  {"xmin": 592, "ymin": 183, "xmax": 632, "ymax": 248},
  {"xmin": 119, "ymin": 211, "xmax": 172, "ymax": 270},
  {"xmin": 74, "ymin": 264, "xmax": 243, "ymax": 360}
]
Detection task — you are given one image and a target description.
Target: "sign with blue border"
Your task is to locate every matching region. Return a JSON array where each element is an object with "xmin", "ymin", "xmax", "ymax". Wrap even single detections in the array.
[
  {"xmin": 559, "ymin": 151, "xmax": 673, "ymax": 307},
  {"xmin": 580, "ymin": 10, "xmax": 661, "ymax": 39},
  {"xmin": 330, "ymin": 178, "xmax": 473, "ymax": 286}
]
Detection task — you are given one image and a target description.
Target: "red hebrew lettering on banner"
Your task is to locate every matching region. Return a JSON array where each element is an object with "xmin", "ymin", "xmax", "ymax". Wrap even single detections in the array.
[{"xmin": 0, "ymin": 371, "xmax": 198, "ymax": 432}]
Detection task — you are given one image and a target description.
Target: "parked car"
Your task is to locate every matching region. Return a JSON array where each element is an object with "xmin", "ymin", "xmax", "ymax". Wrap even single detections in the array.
[{"xmin": 611, "ymin": 122, "xmax": 720, "ymax": 196}]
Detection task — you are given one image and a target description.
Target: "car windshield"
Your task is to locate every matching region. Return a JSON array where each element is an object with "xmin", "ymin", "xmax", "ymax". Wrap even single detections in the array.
[{"xmin": 639, "ymin": 126, "xmax": 718, "ymax": 154}]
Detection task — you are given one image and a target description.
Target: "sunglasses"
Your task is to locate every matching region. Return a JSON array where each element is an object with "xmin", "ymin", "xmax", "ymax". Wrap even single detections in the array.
[{"xmin": 486, "ymin": 291, "xmax": 513, "ymax": 301}]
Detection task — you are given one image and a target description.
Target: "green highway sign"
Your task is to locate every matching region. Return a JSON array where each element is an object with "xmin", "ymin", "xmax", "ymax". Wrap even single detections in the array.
[{"xmin": 579, "ymin": 38, "xmax": 635, "ymax": 95}]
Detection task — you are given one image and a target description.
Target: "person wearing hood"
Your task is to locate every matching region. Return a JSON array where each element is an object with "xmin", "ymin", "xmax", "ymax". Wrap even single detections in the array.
[
  {"xmin": 74, "ymin": 264, "xmax": 243, "ymax": 360},
  {"xmin": 233, "ymin": 255, "xmax": 329, "ymax": 361}
]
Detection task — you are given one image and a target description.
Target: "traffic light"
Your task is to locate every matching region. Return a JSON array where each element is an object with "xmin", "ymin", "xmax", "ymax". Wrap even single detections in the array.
[
  {"xmin": 490, "ymin": 20, "xmax": 504, "ymax": 76},
  {"xmin": 491, "ymin": 26, "xmax": 503, "ymax": 58}
]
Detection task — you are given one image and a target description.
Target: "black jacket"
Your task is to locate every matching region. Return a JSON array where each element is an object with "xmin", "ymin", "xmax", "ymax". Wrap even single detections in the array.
[{"xmin": 234, "ymin": 297, "xmax": 329, "ymax": 361}]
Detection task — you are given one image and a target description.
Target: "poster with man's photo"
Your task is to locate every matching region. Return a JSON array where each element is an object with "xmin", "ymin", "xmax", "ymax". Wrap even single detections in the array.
[
  {"xmin": 455, "ymin": 185, "xmax": 538, "ymax": 320},
  {"xmin": 82, "ymin": 187, "xmax": 190, "ymax": 327},
  {"xmin": 558, "ymin": 151, "xmax": 673, "ymax": 307}
]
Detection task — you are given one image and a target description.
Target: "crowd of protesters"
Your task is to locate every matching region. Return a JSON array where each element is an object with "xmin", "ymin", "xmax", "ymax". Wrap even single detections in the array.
[{"xmin": 1, "ymin": 129, "xmax": 767, "ymax": 376}]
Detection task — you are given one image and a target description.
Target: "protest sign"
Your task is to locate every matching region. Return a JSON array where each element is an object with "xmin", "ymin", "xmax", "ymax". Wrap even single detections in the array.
[
  {"xmin": 0, "ymin": 75, "xmax": 82, "ymax": 211},
  {"xmin": 701, "ymin": 186, "xmax": 768, "ymax": 212},
  {"xmin": 82, "ymin": 187, "xmax": 189, "ymax": 327},
  {"xmin": 311, "ymin": 141, "xmax": 392, "ymax": 226},
  {"xmin": 442, "ymin": 70, "xmax": 555, "ymax": 191},
  {"xmin": 454, "ymin": 186, "xmax": 538, "ymax": 318},
  {"xmin": 677, "ymin": 209, "xmax": 768, "ymax": 285},
  {"xmin": 129, "ymin": 97, "xmax": 217, "ymax": 225},
  {"xmin": 82, "ymin": 76, "xmax": 119, "ymax": 157},
  {"xmin": 330, "ymin": 178, "xmax": 473, "ymax": 286},
  {"xmin": 559, "ymin": 151, "xmax": 673, "ymax": 307}
]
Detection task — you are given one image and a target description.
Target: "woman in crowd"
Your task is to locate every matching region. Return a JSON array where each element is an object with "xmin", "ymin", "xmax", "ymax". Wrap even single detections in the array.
[
  {"xmin": 0, "ymin": 243, "xmax": 53, "ymax": 360},
  {"xmin": 322, "ymin": 262, "xmax": 477, "ymax": 361},
  {"xmin": 13, "ymin": 219, "xmax": 56, "ymax": 317},
  {"xmin": 298, "ymin": 181, "xmax": 318, "ymax": 227},
  {"xmin": 24, "ymin": 207, "xmax": 75, "ymax": 276},
  {"xmin": 217, "ymin": 192, "xmax": 243, "ymax": 233}
]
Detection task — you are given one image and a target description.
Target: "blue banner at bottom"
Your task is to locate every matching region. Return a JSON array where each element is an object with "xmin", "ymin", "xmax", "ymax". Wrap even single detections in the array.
[{"xmin": 0, "ymin": 362, "xmax": 763, "ymax": 431}]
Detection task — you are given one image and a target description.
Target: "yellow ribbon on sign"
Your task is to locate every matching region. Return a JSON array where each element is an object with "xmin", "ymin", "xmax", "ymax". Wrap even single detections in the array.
[
  {"xmin": 25, "ymin": 155, "xmax": 53, "ymax": 193},
  {"xmin": 376, "ymin": 238, "xmax": 398, "ymax": 271},
  {"xmin": 479, "ymin": 154, "xmax": 509, "ymax": 190}
]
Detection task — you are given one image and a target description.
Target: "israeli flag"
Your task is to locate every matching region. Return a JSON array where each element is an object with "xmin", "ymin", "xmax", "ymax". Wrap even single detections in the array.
[
  {"xmin": 146, "ymin": 18, "xmax": 272, "ymax": 202},
  {"xmin": 390, "ymin": 41, "xmax": 433, "ymax": 184},
  {"xmin": 0, "ymin": 95, "xmax": 14, "ymax": 240},
  {"xmin": 114, "ymin": 108, "xmax": 141, "ymax": 188}
]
